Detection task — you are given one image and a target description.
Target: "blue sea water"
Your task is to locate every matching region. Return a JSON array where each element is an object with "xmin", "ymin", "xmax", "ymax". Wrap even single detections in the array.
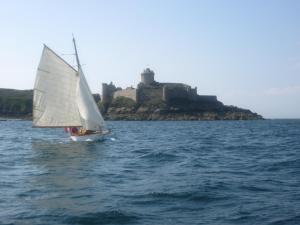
[{"xmin": 0, "ymin": 120, "xmax": 300, "ymax": 225}]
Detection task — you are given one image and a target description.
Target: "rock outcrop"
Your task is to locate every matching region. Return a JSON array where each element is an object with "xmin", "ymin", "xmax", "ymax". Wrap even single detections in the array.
[{"xmin": 101, "ymin": 97, "xmax": 263, "ymax": 120}]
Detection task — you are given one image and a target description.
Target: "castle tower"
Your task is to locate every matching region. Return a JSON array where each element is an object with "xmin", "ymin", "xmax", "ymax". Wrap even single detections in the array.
[
  {"xmin": 141, "ymin": 68, "xmax": 155, "ymax": 85},
  {"xmin": 101, "ymin": 82, "xmax": 116, "ymax": 104}
]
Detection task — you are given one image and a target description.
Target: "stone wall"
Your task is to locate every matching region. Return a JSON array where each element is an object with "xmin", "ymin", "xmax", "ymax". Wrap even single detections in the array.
[
  {"xmin": 163, "ymin": 85, "xmax": 186, "ymax": 101},
  {"xmin": 113, "ymin": 88, "xmax": 137, "ymax": 102},
  {"xmin": 197, "ymin": 95, "xmax": 217, "ymax": 102},
  {"xmin": 138, "ymin": 86, "xmax": 163, "ymax": 104},
  {"xmin": 162, "ymin": 84, "xmax": 197, "ymax": 102}
]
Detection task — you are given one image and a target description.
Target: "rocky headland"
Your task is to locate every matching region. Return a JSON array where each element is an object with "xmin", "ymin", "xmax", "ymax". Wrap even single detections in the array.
[
  {"xmin": 0, "ymin": 88, "xmax": 263, "ymax": 121},
  {"xmin": 105, "ymin": 106, "xmax": 262, "ymax": 121},
  {"xmin": 99, "ymin": 68, "xmax": 263, "ymax": 120},
  {"xmin": 102, "ymin": 97, "xmax": 263, "ymax": 121}
]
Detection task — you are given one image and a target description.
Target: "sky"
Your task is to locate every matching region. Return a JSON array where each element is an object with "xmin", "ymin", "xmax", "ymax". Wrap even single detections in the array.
[{"xmin": 0, "ymin": 0, "xmax": 299, "ymax": 118}]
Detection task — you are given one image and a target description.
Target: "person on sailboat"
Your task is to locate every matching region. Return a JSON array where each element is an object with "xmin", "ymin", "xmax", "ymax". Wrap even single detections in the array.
[
  {"xmin": 78, "ymin": 128, "xmax": 101, "ymax": 135},
  {"xmin": 71, "ymin": 127, "xmax": 79, "ymax": 136}
]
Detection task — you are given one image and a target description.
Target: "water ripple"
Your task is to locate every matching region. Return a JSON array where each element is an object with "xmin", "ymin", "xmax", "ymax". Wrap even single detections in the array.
[{"xmin": 0, "ymin": 120, "xmax": 300, "ymax": 225}]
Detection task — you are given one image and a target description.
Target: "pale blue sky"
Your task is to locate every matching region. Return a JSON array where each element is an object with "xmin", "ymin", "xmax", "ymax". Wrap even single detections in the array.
[{"xmin": 0, "ymin": 0, "xmax": 299, "ymax": 118}]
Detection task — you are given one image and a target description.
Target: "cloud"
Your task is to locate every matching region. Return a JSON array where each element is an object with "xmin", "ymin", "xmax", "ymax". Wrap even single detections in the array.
[{"xmin": 265, "ymin": 85, "xmax": 300, "ymax": 96}]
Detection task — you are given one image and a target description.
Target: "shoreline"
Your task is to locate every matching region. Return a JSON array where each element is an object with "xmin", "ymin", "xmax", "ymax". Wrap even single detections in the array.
[
  {"xmin": 0, "ymin": 115, "xmax": 265, "ymax": 121},
  {"xmin": 1, "ymin": 115, "xmax": 299, "ymax": 121}
]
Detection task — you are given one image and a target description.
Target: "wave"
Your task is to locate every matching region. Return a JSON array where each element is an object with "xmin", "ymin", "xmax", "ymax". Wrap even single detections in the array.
[
  {"xmin": 64, "ymin": 210, "xmax": 139, "ymax": 225},
  {"xmin": 238, "ymin": 185, "xmax": 272, "ymax": 192},
  {"xmin": 268, "ymin": 215, "xmax": 300, "ymax": 225},
  {"xmin": 139, "ymin": 152, "xmax": 180, "ymax": 162},
  {"xmin": 1, "ymin": 120, "xmax": 300, "ymax": 225},
  {"xmin": 130, "ymin": 190, "xmax": 228, "ymax": 204}
]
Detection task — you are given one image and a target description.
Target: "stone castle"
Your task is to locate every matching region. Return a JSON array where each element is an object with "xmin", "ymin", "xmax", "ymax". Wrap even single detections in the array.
[{"xmin": 102, "ymin": 68, "xmax": 220, "ymax": 107}]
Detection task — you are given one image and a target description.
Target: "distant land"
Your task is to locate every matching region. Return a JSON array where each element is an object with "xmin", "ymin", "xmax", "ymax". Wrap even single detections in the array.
[
  {"xmin": 0, "ymin": 68, "xmax": 263, "ymax": 120},
  {"xmin": 99, "ymin": 68, "xmax": 263, "ymax": 120},
  {"xmin": 0, "ymin": 88, "xmax": 33, "ymax": 119}
]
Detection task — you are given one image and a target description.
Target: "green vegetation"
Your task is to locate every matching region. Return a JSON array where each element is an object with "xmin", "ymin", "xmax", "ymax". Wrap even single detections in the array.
[
  {"xmin": 110, "ymin": 96, "xmax": 137, "ymax": 108},
  {"xmin": 0, "ymin": 89, "xmax": 33, "ymax": 117},
  {"xmin": 97, "ymin": 101, "xmax": 106, "ymax": 114},
  {"xmin": 0, "ymin": 89, "xmax": 102, "ymax": 118},
  {"xmin": 142, "ymin": 98, "xmax": 166, "ymax": 108}
]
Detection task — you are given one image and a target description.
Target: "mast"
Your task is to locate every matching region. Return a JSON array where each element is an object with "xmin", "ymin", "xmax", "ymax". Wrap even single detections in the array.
[{"xmin": 72, "ymin": 35, "xmax": 81, "ymax": 71}]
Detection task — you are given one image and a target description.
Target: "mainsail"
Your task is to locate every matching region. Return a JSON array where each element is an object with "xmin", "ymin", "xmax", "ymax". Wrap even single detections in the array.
[{"xmin": 33, "ymin": 46, "xmax": 82, "ymax": 127}]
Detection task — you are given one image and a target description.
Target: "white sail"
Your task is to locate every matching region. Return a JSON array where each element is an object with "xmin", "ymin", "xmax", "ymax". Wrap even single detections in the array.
[
  {"xmin": 33, "ymin": 46, "xmax": 82, "ymax": 127},
  {"xmin": 76, "ymin": 67, "xmax": 106, "ymax": 131}
]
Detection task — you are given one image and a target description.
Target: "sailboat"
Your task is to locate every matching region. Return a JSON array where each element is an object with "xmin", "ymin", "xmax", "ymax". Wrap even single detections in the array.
[{"xmin": 33, "ymin": 38, "xmax": 109, "ymax": 141}]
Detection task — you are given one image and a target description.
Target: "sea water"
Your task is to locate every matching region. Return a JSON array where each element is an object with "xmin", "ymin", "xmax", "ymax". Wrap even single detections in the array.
[{"xmin": 0, "ymin": 120, "xmax": 300, "ymax": 225}]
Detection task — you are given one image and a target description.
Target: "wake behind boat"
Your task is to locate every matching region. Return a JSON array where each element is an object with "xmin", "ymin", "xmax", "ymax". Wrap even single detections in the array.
[{"xmin": 33, "ymin": 38, "xmax": 109, "ymax": 141}]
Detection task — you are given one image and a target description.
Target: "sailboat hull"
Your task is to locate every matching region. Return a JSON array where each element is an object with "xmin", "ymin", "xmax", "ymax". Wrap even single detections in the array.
[{"xmin": 70, "ymin": 133, "xmax": 105, "ymax": 142}]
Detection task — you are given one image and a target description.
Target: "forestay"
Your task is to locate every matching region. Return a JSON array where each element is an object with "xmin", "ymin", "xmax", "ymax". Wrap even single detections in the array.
[{"xmin": 33, "ymin": 46, "xmax": 82, "ymax": 127}]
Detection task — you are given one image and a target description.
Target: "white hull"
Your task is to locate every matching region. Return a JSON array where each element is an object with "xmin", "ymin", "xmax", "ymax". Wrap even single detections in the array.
[{"xmin": 70, "ymin": 133, "xmax": 105, "ymax": 142}]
